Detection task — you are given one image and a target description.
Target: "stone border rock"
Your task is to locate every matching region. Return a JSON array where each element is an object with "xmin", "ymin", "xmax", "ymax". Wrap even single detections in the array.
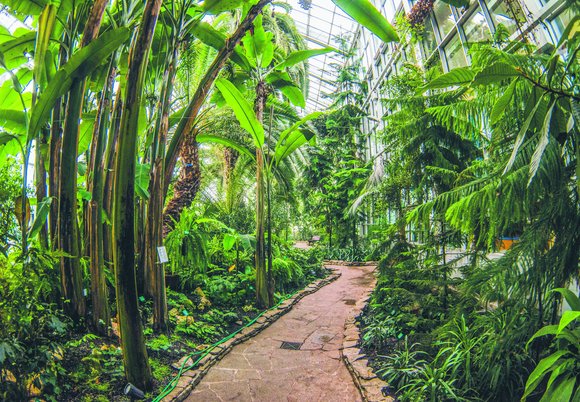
[
  {"xmin": 324, "ymin": 260, "xmax": 379, "ymax": 267},
  {"xmin": 162, "ymin": 268, "xmax": 341, "ymax": 402},
  {"xmin": 340, "ymin": 283, "xmax": 394, "ymax": 401}
]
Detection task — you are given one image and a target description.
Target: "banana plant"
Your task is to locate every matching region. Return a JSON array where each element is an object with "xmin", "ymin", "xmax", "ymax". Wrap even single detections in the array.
[{"xmin": 199, "ymin": 78, "xmax": 319, "ymax": 308}]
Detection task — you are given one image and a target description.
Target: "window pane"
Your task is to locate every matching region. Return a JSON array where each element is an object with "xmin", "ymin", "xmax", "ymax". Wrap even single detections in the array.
[
  {"xmin": 487, "ymin": 0, "xmax": 526, "ymax": 36},
  {"xmin": 463, "ymin": 8, "xmax": 491, "ymax": 46},
  {"xmin": 444, "ymin": 33, "xmax": 467, "ymax": 70},
  {"xmin": 422, "ymin": 19, "xmax": 438, "ymax": 57},
  {"xmin": 550, "ymin": 8, "xmax": 574, "ymax": 43},
  {"xmin": 433, "ymin": 2, "xmax": 456, "ymax": 38}
]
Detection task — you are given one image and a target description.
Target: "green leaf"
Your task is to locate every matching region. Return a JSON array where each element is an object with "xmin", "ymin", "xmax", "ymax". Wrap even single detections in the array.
[
  {"xmin": 490, "ymin": 78, "xmax": 517, "ymax": 125},
  {"xmin": 197, "ymin": 134, "xmax": 256, "ymax": 160},
  {"xmin": 331, "ymin": 0, "xmax": 398, "ymax": 43},
  {"xmin": 551, "ymin": 288, "xmax": 580, "ymax": 311},
  {"xmin": 215, "ymin": 79, "xmax": 264, "ymax": 148},
  {"xmin": 34, "ymin": 2, "xmax": 58, "ymax": 87},
  {"xmin": 266, "ymin": 72, "xmax": 306, "ymax": 108},
  {"xmin": 190, "ymin": 22, "xmax": 249, "ymax": 69},
  {"xmin": 557, "ymin": 311, "xmax": 580, "ymax": 334},
  {"xmin": 503, "ymin": 97, "xmax": 543, "ymax": 174},
  {"xmin": 542, "ymin": 376, "xmax": 576, "ymax": 402},
  {"xmin": 277, "ymin": 111, "xmax": 322, "ymax": 145},
  {"xmin": 28, "ymin": 196, "xmax": 52, "ymax": 239},
  {"xmin": 202, "ymin": 0, "xmax": 244, "ymax": 14},
  {"xmin": 424, "ymin": 67, "xmax": 475, "ymax": 90},
  {"xmin": 135, "ymin": 162, "xmax": 150, "ymax": 199},
  {"xmin": 28, "ymin": 27, "xmax": 130, "ymax": 141},
  {"xmin": 439, "ymin": 0, "xmax": 470, "ymax": 7},
  {"xmin": 275, "ymin": 47, "xmax": 336, "ymax": 71},
  {"xmin": 526, "ymin": 325, "xmax": 559, "ymax": 349},
  {"xmin": 0, "ymin": 31, "xmax": 37, "ymax": 71},
  {"xmin": 223, "ymin": 233, "xmax": 236, "ymax": 251},
  {"xmin": 473, "ymin": 62, "xmax": 519, "ymax": 85},
  {"xmin": 0, "ymin": 109, "xmax": 27, "ymax": 134},
  {"xmin": 274, "ymin": 128, "xmax": 315, "ymax": 164},
  {"xmin": 528, "ymin": 97, "xmax": 555, "ymax": 185},
  {"xmin": 523, "ymin": 350, "xmax": 568, "ymax": 399}
]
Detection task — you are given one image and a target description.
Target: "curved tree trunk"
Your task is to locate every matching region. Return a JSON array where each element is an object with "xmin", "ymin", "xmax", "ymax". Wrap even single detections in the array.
[{"xmin": 162, "ymin": 131, "xmax": 201, "ymax": 237}]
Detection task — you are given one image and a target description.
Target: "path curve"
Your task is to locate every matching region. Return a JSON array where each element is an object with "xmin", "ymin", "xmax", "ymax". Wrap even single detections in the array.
[{"xmin": 185, "ymin": 263, "xmax": 376, "ymax": 402}]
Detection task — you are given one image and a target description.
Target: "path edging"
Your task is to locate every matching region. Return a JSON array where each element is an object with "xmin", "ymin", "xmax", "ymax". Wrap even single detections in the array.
[
  {"xmin": 340, "ymin": 286, "xmax": 394, "ymax": 401},
  {"xmin": 162, "ymin": 269, "xmax": 341, "ymax": 402}
]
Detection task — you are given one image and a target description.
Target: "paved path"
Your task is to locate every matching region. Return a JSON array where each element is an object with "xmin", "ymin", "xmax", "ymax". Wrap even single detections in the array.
[{"xmin": 185, "ymin": 263, "xmax": 376, "ymax": 402}]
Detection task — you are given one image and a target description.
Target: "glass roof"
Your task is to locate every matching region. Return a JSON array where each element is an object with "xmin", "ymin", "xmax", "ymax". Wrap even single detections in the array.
[{"xmin": 280, "ymin": 0, "xmax": 357, "ymax": 112}]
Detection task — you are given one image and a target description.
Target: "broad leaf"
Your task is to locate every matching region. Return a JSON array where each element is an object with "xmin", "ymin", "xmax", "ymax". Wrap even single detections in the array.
[
  {"xmin": 190, "ymin": 22, "xmax": 249, "ymax": 69},
  {"xmin": 331, "ymin": 0, "xmax": 398, "ymax": 43},
  {"xmin": 0, "ymin": 109, "xmax": 26, "ymax": 134},
  {"xmin": 523, "ymin": 350, "xmax": 568, "ymax": 399},
  {"xmin": 473, "ymin": 62, "xmax": 519, "ymax": 85},
  {"xmin": 551, "ymin": 288, "xmax": 580, "ymax": 311},
  {"xmin": 215, "ymin": 79, "xmax": 264, "ymax": 148},
  {"xmin": 526, "ymin": 325, "xmax": 558, "ymax": 349},
  {"xmin": 440, "ymin": 0, "xmax": 470, "ymax": 7},
  {"xmin": 135, "ymin": 162, "xmax": 150, "ymax": 199},
  {"xmin": 28, "ymin": 196, "xmax": 52, "ymax": 239},
  {"xmin": 223, "ymin": 233, "xmax": 236, "ymax": 251},
  {"xmin": 557, "ymin": 311, "xmax": 580, "ymax": 334},
  {"xmin": 275, "ymin": 48, "xmax": 336, "ymax": 71},
  {"xmin": 277, "ymin": 111, "xmax": 322, "ymax": 145},
  {"xmin": 197, "ymin": 134, "xmax": 256, "ymax": 160},
  {"xmin": 424, "ymin": 67, "xmax": 475, "ymax": 90},
  {"xmin": 274, "ymin": 128, "xmax": 315, "ymax": 164},
  {"xmin": 28, "ymin": 27, "xmax": 130, "ymax": 141},
  {"xmin": 542, "ymin": 376, "xmax": 576, "ymax": 402}
]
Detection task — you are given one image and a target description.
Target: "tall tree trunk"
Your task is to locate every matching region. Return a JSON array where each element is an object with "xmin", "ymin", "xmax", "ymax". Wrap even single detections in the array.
[
  {"xmin": 49, "ymin": 97, "xmax": 63, "ymax": 249},
  {"xmin": 144, "ymin": 47, "xmax": 178, "ymax": 329},
  {"xmin": 86, "ymin": 61, "xmax": 116, "ymax": 334},
  {"xmin": 162, "ymin": 131, "xmax": 201, "ymax": 237},
  {"xmin": 111, "ymin": 0, "xmax": 161, "ymax": 390},
  {"xmin": 57, "ymin": 0, "xmax": 108, "ymax": 321},
  {"xmin": 35, "ymin": 129, "xmax": 49, "ymax": 249},
  {"xmin": 254, "ymin": 81, "xmax": 270, "ymax": 308}
]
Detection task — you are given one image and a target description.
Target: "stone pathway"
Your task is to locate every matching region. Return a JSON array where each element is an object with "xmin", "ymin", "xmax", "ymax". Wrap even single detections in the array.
[{"xmin": 185, "ymin": 263, "xmax": 376, "ymax": 402}]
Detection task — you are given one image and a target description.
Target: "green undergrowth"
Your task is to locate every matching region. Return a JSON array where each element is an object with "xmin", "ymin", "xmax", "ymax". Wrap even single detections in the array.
[{"xmin": 52, "ymin": 245, "xmax": 326, "ymax": 401}]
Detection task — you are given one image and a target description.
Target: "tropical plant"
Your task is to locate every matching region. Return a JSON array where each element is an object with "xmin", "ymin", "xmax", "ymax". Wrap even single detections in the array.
[{"xmin": 522, "ymin": 288, "xmax": 580, "ymax": 401}]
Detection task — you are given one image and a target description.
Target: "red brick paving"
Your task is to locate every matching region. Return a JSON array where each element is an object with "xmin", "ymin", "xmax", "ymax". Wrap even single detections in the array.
[{"xmin": 185, "ymin": 263, "xmax": 376, "ymax": 402}]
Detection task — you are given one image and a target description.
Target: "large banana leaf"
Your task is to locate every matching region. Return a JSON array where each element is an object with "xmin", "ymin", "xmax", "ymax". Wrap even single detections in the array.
[
  {"xmin": 34, "ymin": 2, "xmax": 58, "ymax": 87},
  {"xmin": 189, "ymin": 21, "xmax": 249, "ymax": 69},
  {"xmin": 331, "ymin": 0, "xmax": 398, "ymax": 43},
  {"xmin": 274, "ymin": 47, "xmax": 336, "ymax": 71},
  {"xmin": 265, "ymin": 71, "xmax": 305, "ymax": 108},
  {"xmin": 273, "ymin": 128, "xmax": 315, "ymax": 165},
  {"xmin": 28, "ymin": 27, "xmax": 130, "ymax": 141},
  {"xmin": 215, "ymin": 78, "xmax": 264, "ymax": 148}
]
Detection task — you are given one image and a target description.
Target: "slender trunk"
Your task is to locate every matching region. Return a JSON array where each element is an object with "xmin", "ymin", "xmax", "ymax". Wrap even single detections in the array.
[
  {"xmin": 35, "ymin": 129, "xmax": 49, "ymax": 249},
  {"xmin": 57, "ymin": 0, "xmax": 108, "ymax": 321},
  {"xmin": 254, "ymin": 81, "xmax": 270, "ymax": 308},
  {"xmin": 49, "ymin": 98, "xmax": 63, "ymax": 248},
  {"xmin": 144, "ymin": 47, "xmax": 178, "ymax": 330},
  {"xmin": 112, "ymin": 0, "xmax": 162, "ymax": 389},
  {"xmin": 86, "ymin": 62, "xmax": 116, "ymax": 334},
  {"xmin": 103, "ymin": 85, "xmax": 123, "ymax": 273}
]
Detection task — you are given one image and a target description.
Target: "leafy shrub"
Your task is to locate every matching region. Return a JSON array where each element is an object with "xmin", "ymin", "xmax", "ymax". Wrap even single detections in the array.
[{"xmin": 0, "ymin": 248, "xmax": 69, "ymax": 400}]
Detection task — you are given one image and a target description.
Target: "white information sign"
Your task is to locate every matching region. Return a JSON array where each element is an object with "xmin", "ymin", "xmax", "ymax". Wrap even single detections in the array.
[{"xmin": 157, "ymin": 246, "xmax": 169, "ymax": 264}]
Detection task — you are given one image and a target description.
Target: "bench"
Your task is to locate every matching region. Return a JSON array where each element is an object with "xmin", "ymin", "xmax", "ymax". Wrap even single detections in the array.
[{"xmin": 308, "ymin": 235, "xmax": 321, "ymax": 246}]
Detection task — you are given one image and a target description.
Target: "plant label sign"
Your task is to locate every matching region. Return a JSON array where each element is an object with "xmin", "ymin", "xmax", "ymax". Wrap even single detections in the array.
[{"xmin": 157, "ymin": 246, "xmax": 169, "ymax": 264}]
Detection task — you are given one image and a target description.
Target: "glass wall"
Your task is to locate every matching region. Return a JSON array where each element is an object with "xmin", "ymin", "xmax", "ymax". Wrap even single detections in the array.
[
  {"xmin": 462, "ymin": 7, "xmax": 491, "ymax": 46},
  {"xmin": 433, "ymin": 1, "xmax": 456, "ymax": 37},
  {"xmin": 444, "ymin": 33, "xmax": 468, "ymax": 69},
  {"xmin": 486, "ymin": 0, "xmax": 526, "ymax": 36}
]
